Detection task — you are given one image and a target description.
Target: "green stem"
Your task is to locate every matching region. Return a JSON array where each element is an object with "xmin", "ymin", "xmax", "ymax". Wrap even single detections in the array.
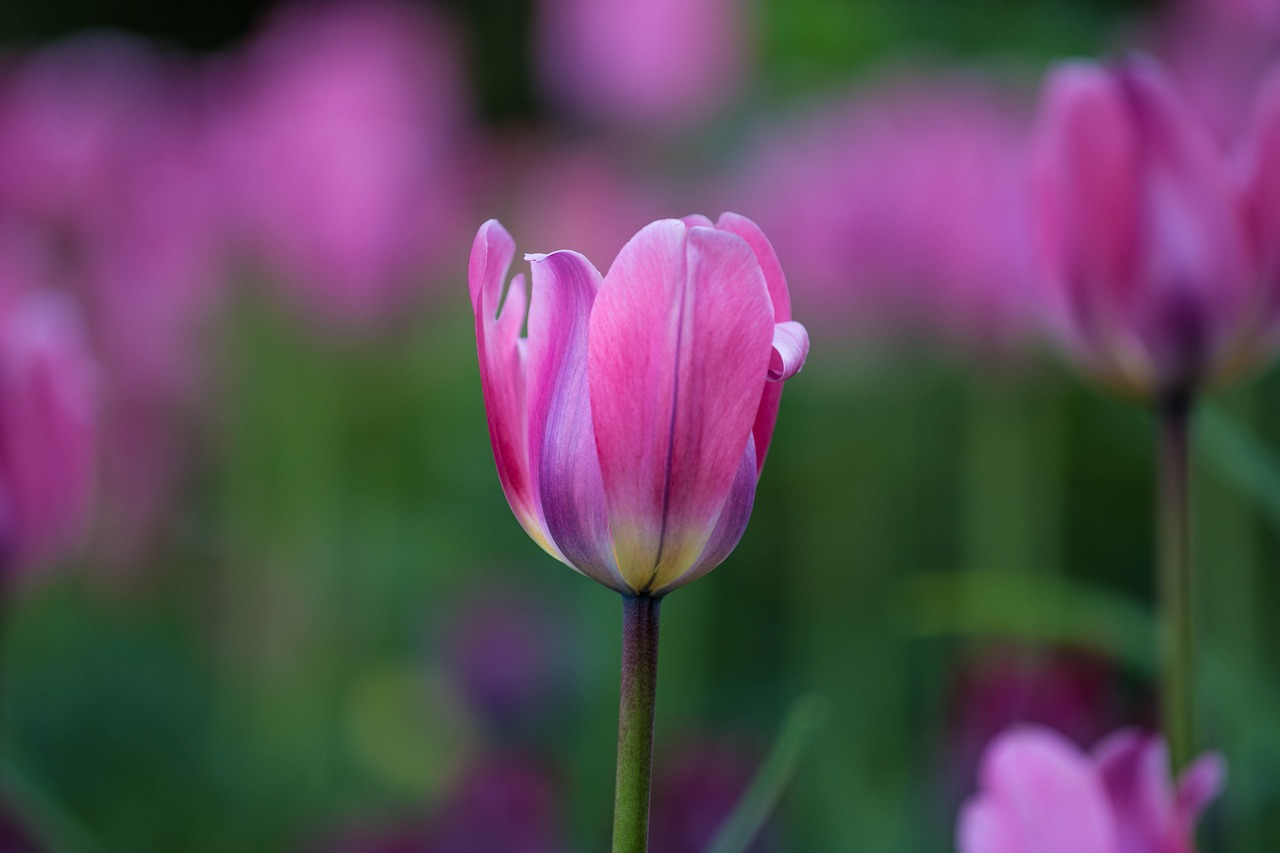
[
  {"xmin": 1158, "ymin": 392, "xmax": 1194, "ymax": 772},
  {"xmin": 612, "ymin": 594, "xmax": 661, "ymax": 853}
]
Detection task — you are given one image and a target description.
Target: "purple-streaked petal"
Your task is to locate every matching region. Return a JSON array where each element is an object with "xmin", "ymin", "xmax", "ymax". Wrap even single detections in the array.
[
  {"xmin": 768, "ymin": 321, "xmax": 809, "ymax": 382},
  {"xmin": 0, "ymin": 293, "xmax": 97, "ymax": 574},
  {"xmin": 525, "ymin": 250, "xmax": 626, "ymax": 591},
  {"xmin": 1176, "ymin": 751, "xmax": 1226, "ymax": 823},
  {"xmin": 1034, "ymin": 63, "xmax": 1142, "ymax": 374},
  {"xmin": 958, "ymin": 726, "xmax": 1117, "ymax": 853},
  {"xmin": 589, "ymin": 220, "xmax": 773, "ymax": 593},
  {"xmin": 1093, "ymin": 729, "xmax": 1182, "ymax": 853},
  {"xmin": 1117, "ymin": 61, "xmax": 1252, "ymax": 387},
  {"xmin": 469, "ymin": 221, "xmax": 549, "ymax": 553},
  {"xmin": 652, "ymin": 434, "xmax": 756, "ymax": 595},
  {"xmin": 715, "ymin": 212, "xmax": 794, "ymax": 472}
]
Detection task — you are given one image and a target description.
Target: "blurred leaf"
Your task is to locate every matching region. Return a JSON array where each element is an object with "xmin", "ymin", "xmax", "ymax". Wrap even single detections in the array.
[
  {"xmin": 897, "ymin": 569, "xmax": 1154, "ymax": 671},
  {"xmin": 0, "ymin": 764, "xmax": 103, "ymax": 853},
  {"xmin": 1197, "ymin": 404, "xmax": 1280, "ymax": 541},
  {"xmin": 705, "ymin": 694, "xmax": 829, "ymax": 853}
]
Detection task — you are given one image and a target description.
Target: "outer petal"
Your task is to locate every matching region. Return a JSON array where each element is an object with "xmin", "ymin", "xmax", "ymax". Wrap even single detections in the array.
[
  {"xmin": 768, "ymin": 321, "xmax": 809, "ymax": 382},
  {"xmin": 652, "ymin": 434, "xmax": 756, "ymax": 596},
  {"xmin": 715, "ymin": 212, "xmax": 796, "ymax": 472},
  {"xmin": 589, "ymin": 220, "xmax": 773, "ymax": 593},
  {"xmin": 469, "ymin": 221, "xmax": 549, "ymax": 553},
  {"xmin": 1176, "ymin": 752, "xmax": 1226, "ymax": 825},
  {"xmin": 1033, "ymin": 62, "xmax": 1143, "ymax": 380},
  {"xmin": 1093, "ymin": 730, "xmax": 1222, "ymax": 853},
  {"xmin": 0, "ymin": 294, "xmax": 97, "ymax": 574},
  {"xmin": 1093, "ymin": 730, "xmax": 1176, "ymax": 853},
  {"xmin": 958, "ymin": 726, "xmax": 1118, "ymax": 853},
  {"xmin": 525, "ymin": 250, "xmax": 625, "ymax": 590}
]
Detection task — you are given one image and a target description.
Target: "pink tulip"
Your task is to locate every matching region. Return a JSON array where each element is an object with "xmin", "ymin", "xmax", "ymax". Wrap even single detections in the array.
[
  {"xmin": 0, "ymin": 36, "xmax": 231, "ymax": 562},
  {"xmin": 470, "ymin": 215, "xmax": 807, "ymax": 596},
  {"xmin": 1032, "ymin": 59, "xmax": 1253, "ymax": 397},
  {"xmin": 958, "ymin": 725, "xmax": 1225, "ymax": 853},
  {"xmin": 0, "ymin": 290, "xmax": 96, "ymax": 578},
  {"xmin": 535, "ymin": 0, "xmax": 747, "ymax": 131},
  {"xmin": 216, "ymin": 0, "xmax": 472, "ymax": 326}
]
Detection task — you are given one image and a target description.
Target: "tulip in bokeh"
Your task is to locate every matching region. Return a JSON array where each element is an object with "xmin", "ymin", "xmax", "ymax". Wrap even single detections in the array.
[
  {"xmin": 216, "ymin": 0, "xmax": 472, "ymax": 326},
  {"xmin": 1033, "ymin": 59, "xmax": 1254, "ymax": 398},
  {"xmin": 535, "ymin": 0, "xmax": 747, "ymax": 132},
  {"xmin": 470, "ymin": 214, "xmax": 808, "ymax": 596},
  {"xmin": 958, "ymin": 725, "xmax": 1224, "ymax": 853},
  {"xmin": 944, "ymin": 645, "xmax": 1149, "ymax": 808},
  {"xmin": 0, "ymin": 289, "xmax": 96, "ymax": 578},
  {"xmin": 0, "ymin": 35, "xmax": 229, "ymax": 563}
]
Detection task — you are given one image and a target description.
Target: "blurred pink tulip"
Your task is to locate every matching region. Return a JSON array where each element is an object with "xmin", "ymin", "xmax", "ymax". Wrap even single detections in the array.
[
  {"xmin": 217, "ymin": 0, "xmax": 473, "ymax": 326},
  {"xmin": 729, "ymin": 76, "xmax": 1035, "ymax": 354},
  {"xmin": 0, "ymin": 289, "xmax": 96, "ymax": 578},
  {"xmin": 470, "ymin": 215, "xmax": 807, "ymax": 595},
  {"xmin": 1033, "ymin": 59, "xmax": 1253, "ymax": 397},
  {"xmin": 945, "ymin": 646, "xmax": 1148, "ymax": 803},
  {"xmin": 0, "ymin": 35, "xmax": 231, "ymax": 562},
  {"xmin": 958, "ymin": 725, "xmax": 1224, "ymax": 853},
  {"xmin": 535, "ymin": 0, "xmax": 747, "ymax": 131}
]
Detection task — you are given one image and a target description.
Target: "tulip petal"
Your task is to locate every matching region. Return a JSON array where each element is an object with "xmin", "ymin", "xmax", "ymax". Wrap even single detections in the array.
[
  {"xmin": 1034, "ymin": 63, "xmax": 1143, "ymax": 376},
  {"xmin": 652, "ymin": 434, "xmax": 756, "ymax": 596},
  {"xmin": 958, "ymin": 726, "xmax": 1117, "ymax": 853},
  {"xmin": 589, "ymin": 220, "xmax": 773, "ymax": 593},
  {"xmin": 1094, "ymin": 729, "xmax": 1180, "ymax": 853},
  {"xmin": 1117, "ymin": 62, "xmax": 1251, "ymax": 387},
  {"xmin": 469, "ymin": 221, "xmax": 549, "ymax": 553},
  {"xmin": 958, "ymin": 799, "xmax": 1024, "ymax": 853},
  {"xmin": 716, "ymin": 212, "xmax": 795, "ymax": 472},
  {"xmin": 525, "ymin": 250, "xmax": 626, "ymax": 591},
  {"xmin": 1176, "ymin": 751, "xmax": 1226, "ymax": 823},
  {"xmin": 768, "ymin": 321, "xmax": 809, "ymax": 382}
]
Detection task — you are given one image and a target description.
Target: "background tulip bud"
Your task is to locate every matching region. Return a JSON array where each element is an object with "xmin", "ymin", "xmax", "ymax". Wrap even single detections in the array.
[
  {"xmin": 0, "ymin": 291, "xmax": 96, "ymax": 578},
  {"xmin": 1032, "ymin": 59, "xmax": 1253, "ymax": 397}
]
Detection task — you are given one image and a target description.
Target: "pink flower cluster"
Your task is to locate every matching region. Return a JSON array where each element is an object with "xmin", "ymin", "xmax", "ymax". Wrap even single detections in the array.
[{"xmin": 0, "ymin": 1, "xmax": 475, "ymax": 568}]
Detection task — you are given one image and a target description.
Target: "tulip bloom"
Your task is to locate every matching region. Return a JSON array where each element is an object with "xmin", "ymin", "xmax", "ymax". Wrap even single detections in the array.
[
  {"xmin": 958, "ymin": 725, "xmax": 1224, "ymax": 853},
  {"xmin": 470, "ymin": 214, "xmax": 806, "ymax": 851},
  {"xmin": 469, "ymin": 214, "xmax": 807, "ymax": 597},
  {"xmin": 0, "ymin": 291, "xmax": 96, "ymax": 578},
  {"xmin": 1033, "ymin": 59, "xmax": 1253, "ymax": 399},
  {"xmin": 1034, "ymin": 60, "xmax": 1257, "ymax": 771}
]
